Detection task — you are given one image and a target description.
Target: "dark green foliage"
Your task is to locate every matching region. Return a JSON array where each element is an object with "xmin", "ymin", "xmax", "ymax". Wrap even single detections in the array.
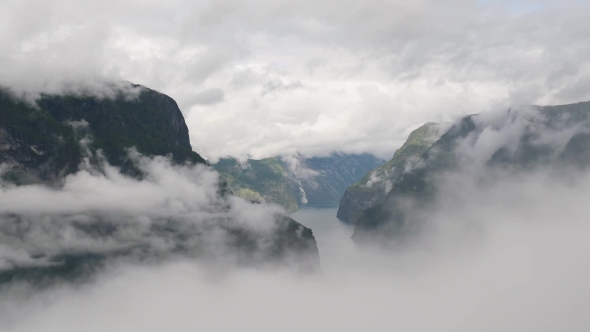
[
  {"xmin": 214, "ymin": 154, "xmax": 383, "ymax": 211},
  {"xmin": 0, "ymin": 91, "xmax": 82, "ymax": 179},
  {"xmin": 215, "ymin": 158, "xmax": 286, "ymax": 188},
  {"xmin": 0, "ymin": 85, "xmax": 205, "ymax": 182}
]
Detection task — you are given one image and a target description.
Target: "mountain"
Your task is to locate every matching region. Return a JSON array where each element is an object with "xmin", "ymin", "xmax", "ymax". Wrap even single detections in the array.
[
  {"xmin": 0, "ymin": 84, "xmax": 319, "ymax": 283},
  {"xmin": 337, "ymin": 123, "xmax": 440, "ymax": 223},
  {"xmin": 214, "ymin": 153, "xmax": 383, "ymax": 211},
  {"xmin": 0, "ymin": 213, "xmax": 319, "ymax": 285},
  {"xmin": 351, "ymin": 102, "xmax": 590, "ymax": 244},
  {"xmin": 0, "ymin": 85, "xmax": 206, "ymax": 183},
  {"xmin": 288, "ymin": 153, "xmax": 385, "ymax": 208},
  {"xmin": 214, "ymin": 157, "xmax": 299, "ymax": 212}
]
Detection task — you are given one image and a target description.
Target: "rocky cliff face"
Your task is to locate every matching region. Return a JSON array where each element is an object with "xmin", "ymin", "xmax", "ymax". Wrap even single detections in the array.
[
  {"xmin": 352, "ymin": 102, "xmax": 590, "ymax": 244},
  {"xmin": 0, "ymin": 84, "xmax": 320, "ymax": 284},
  {"xmin": 337, "ymin": 123, "xmax": 440, "ymax": 223},
  {"xmin": 0, "ymin": 85, "xmax": 205, "ymax": 182}
]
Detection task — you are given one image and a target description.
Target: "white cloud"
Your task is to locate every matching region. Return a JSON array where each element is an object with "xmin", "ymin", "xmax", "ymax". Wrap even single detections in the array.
[
  {"xmin": 0, "ymin": 147, "xmax": 299, "ymax": 270},
  {"xmin": 1, "ymin": 0, "xmax": 589, "ymax": 160}
]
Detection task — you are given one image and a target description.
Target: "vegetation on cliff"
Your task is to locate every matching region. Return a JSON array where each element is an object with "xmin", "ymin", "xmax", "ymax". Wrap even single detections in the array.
[
  {"xmin": 352, "ymin": 102, "xmax": 590, "ymax": 244},
  {"xmin": 0, "ymin": 85, "xmax": 205, "ymax": 182},
  {"xmin": 214, "ymin": 153, "xmax": 383, "ymax": 212},
  {"xmin": 214, "ymin": 157, "xmax": 299, "ymax": 212},
  {"xmin": 337, "ymin": 123, "xmax": 440, "ymax": 223}
]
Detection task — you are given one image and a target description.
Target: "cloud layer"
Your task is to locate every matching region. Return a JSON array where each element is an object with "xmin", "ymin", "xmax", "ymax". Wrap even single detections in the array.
[
  {"xmin": 2, "ymin": 164, "xmax": 590, "ymax": 331},
  {"xmin": 1, "ymin": 107, "xmax": 590, "ymax": 331},
  {"xmin": 2, "ymin": 0, "xmax": 590, "ymax": 160}
]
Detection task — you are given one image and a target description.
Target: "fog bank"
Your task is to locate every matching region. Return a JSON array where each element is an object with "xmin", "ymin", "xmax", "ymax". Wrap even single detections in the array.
[
  {"xmin": 0, "ymin": 146, "xmax": 320, "ymax": 276},
  {"xmin": 2, "ymin": 167, "xmax": 590, "ymax": 331}
]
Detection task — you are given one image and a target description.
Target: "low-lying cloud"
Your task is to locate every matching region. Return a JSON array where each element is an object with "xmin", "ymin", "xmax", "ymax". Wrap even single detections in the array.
[
  {"xmin": 2, "ymin": 164, "xmax": 590, "ymax": 331},
  {"xmin": 0, "ymin": 147, "xmax": 305, "ymax": 273},
  {"xmin": 2, "ymin": 109, "xmax": 590, "ymax": 330}
]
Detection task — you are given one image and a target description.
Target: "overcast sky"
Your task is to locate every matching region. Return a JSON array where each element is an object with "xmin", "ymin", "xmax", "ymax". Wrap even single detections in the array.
[{"xmin": 1, "ymin": 0, "xmax": 589, "ymax": 161}]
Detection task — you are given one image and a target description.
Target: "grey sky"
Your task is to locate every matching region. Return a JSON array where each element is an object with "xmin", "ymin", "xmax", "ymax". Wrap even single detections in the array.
[{"xmin": 1, "ymin": 0, "xmax": 589, "ymax": 160}]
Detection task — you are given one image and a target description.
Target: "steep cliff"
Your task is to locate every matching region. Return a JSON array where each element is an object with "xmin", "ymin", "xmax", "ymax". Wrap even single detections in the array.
[
  {"xmin": 0, "ymin": 85, "xmax": 205, "ymax": 183},
  {"xmin": 337, "ymin": 123, "xmax": 440, "ymax": 223},
  {"xmin": 352, "ymin": 102, "xmax": 590, "ymax": 244}
]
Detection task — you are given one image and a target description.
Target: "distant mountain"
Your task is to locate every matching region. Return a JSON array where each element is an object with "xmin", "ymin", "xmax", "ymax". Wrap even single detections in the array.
[
  {"xmin": 214, "ymin": 157, "xmax": 299, "ymax": 212},
  {"xmin": 288, "ymin": 153, "xmax": 385, "ymax": 208},
  {"xmin": 0, "ymin": 84, "xmax": 319, "ymax": 284},
  {"xmin": 337, "ymin": 123, "xmax": 440, "ymax": 223},
  {"xmin": 351, "ymin": 102, "xmax": 590, "ymax": 245},
  {"xmin": 214, "ymin": 153, "xmax": 384, "ymax": 211}
]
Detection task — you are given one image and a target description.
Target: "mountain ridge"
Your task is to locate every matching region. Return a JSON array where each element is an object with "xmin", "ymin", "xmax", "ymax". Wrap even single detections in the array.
[
  {"xmin": 337, "ymin": 122, "xmax": 440, "ymax": 223},
  {"xmin": 350, "ymin": 101, "xmax": 590, "ymax": 245},
  {"xmin": 214, "ymin": 153, "xmax": 384, "ymax": 212}
]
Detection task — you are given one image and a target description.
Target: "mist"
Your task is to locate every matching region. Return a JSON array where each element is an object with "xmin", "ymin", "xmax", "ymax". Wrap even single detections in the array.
[
  {"xmin": 0, "ymin": 144, "xmax": 321, "ymax": 276},
  {"xmin": 3, "ymin": 0, "xmax": 590, "ymax": 327},
  {"xmin": 2, "ymin": 140, "xmax": 590, "ymax": 331}
]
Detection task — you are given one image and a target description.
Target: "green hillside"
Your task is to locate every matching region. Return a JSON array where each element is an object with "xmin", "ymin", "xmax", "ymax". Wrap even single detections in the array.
[
  {"xmin": 337, "ymin": 123, "xmax": 440, "ymax": 222},
  {"xmin": 214, "ymin": 157, "xmax": 299, "ymax": 212}
]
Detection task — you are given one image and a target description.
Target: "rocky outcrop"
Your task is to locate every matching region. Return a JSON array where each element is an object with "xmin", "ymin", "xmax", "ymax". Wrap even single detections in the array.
[
  {"xmin": 337, "ymin": 123, "xmax": 440, "ymax": 223},
  {"xmin": 0, "ymin": 213, "xmax": 319, "ymax": 285},
  {"xmin": 352, "ymin": 102, "xmax": 590, "ymax": 244}
]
